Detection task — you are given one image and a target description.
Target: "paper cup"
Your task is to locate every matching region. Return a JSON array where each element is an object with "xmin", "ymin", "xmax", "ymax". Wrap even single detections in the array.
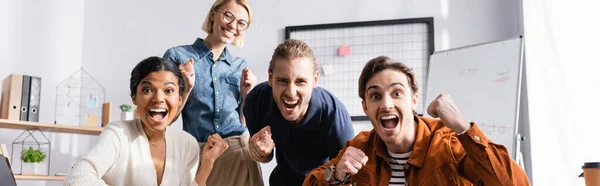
[{"xmin": 582, "ymin": 162, "xmax": 600, "ymax": 186}]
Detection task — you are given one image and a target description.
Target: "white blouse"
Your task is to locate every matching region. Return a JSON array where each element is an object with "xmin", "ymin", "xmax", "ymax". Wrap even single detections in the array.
[{"xmin": 65, "ymin": 119, "xmax": 199, "ymax": 186}]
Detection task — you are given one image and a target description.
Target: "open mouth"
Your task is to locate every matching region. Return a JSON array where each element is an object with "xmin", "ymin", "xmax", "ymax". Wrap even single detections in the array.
[
  {"xmin": 282, "ymin": 99, "xmax": 299, "ymax": 112},
  {"xmin": 380, "ymin": 115, "xmax": 399, "ymax": 129},
  {"xmin": 148, "ymin": 108, "xmax": 168, "ymax": 123},
  {"xmin": 222, "ymin": 27, "xmax": 236, "ymax": 38}
]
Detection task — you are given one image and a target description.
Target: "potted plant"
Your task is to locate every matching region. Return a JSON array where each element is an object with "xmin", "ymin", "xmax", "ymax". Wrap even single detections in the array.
[
  {"xmin": 21, "ymin": 146, "xmax": 46, "ymax": 175},
  {"xmin": 119, "ymin": 104, "xmax": 134, "ymax": 121}
]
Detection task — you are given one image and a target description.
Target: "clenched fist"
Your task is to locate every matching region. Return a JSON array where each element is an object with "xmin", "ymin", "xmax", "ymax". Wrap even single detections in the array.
[
  {"xmin": 250, "ymin": 126, "xmax": 275, "ymax": 158},
  {"xmin": 202, "ymin": 133, "xmax": 229, "ymax": 163},
  {"xmin": 335, "ymin": 146, "xmax": 368, "ymax": 181},
  {"xmin": 179, "ymin": 58, "xmax": 195, "ymax": 92},
  {"xmin": 240, "ymin": 67, "xmax": 256, "ymax": 101},
  {"xmin": 426, "ymin": 94, "xmax": 470, "ymax": 133}
]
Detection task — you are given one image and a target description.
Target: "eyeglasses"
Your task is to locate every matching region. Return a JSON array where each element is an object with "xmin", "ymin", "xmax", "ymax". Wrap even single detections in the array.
[{"xmin": 214, "ymin": 9, "xmax": 249, "ymax": 31}]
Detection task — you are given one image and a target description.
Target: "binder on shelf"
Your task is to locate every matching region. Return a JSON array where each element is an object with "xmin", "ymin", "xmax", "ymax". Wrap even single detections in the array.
[
  {"xmin": 27, "ymin": 76, "xmax": 41, "ymax": 122},
  {"xmin": 19, "ymin": 75, "xmax": 31, "ymax": 121},
  {"xmin": 1, "ymin": 74, "xmax": 23, "ymax": 121}
]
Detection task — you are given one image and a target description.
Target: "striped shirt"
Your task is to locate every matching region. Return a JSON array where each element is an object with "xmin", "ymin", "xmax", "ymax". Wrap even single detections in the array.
[{"xmin": 387, "ymin": 149, "xmax": 412, "ymax": 186}]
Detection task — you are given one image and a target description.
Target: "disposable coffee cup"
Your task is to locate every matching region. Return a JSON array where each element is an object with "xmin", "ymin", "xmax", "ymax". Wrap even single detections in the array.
[{"xmin": 581, "ymin": 162, "xmax": 600, "ymax": 186}]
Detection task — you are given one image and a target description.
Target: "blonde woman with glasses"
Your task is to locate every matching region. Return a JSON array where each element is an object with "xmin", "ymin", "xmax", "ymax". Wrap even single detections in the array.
[{"xmin": 163, "ymin": 0, "xmax": 262, "ymax": 185}]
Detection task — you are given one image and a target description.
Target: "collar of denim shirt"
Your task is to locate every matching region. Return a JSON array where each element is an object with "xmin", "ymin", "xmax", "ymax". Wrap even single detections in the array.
[{"xmin": 191, "ymin": 38, "xmax": 234, "ymax": 65}]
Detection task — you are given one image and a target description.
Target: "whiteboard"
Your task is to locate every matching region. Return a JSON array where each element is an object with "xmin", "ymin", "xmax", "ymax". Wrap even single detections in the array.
[{"xmin": 426, "ymin": 37, "xmax": 523, "ymax": 159}]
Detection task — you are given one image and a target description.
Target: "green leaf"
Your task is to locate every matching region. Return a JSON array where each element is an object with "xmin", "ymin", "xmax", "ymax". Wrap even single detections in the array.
[
  {"xmin": 21, "ymin": 146, "xmax": 46, "ymax": 163},
  {"xmin": 119, "ymin": 104, "xmax": 132, "ymax": 112}
]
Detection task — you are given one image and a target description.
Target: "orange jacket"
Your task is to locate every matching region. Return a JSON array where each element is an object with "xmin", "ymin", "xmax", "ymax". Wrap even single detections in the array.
[{"xmin": 303, "ymin": 116, "xmax": 530, "ymax": 186}]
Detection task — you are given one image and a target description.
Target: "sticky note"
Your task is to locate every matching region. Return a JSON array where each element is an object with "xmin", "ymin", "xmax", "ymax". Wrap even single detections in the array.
[
  {"xmin": 86, "ymin": 96, "xmax": 99, "ymax": 108},
  {"xmin": 338, "ymin": 45, "xmax": 351, "ymax": 56},
  {"xmin": 322, "ymin": 64, "xmax": 336, "ymax": 75},
  {"xmin": 85, "ymin": 114, "xmax": 99, "ymax": 127}
]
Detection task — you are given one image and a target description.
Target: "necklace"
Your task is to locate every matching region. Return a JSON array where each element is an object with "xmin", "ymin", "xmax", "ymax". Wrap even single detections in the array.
[{"xmin": 149, "ymin": 138, "xmax": 165, "ymax": 147}]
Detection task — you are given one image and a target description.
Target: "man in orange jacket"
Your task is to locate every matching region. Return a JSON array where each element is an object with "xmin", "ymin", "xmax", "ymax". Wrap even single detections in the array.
[{"xmin": 303, "ymin": 56, "xmax": 530, "ymax": 186}]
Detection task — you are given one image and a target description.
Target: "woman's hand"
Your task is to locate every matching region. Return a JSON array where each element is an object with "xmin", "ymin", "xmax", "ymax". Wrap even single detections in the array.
[
  {"xmin": 240, "ymin": 67, "xmax": 256, "ymax": 101},
  {"xmin": 178, "ymin": 58, "xmax": 195, "ymax": 92},
  {"xmin": 202, "ymin": 133, "xmax": 229, "ymax": 164}
]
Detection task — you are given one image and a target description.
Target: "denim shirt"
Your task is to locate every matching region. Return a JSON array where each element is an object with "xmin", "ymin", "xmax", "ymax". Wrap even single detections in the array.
[{"xmin": 163, "ymin": 38, "xmax": 247, "ymax": 142}]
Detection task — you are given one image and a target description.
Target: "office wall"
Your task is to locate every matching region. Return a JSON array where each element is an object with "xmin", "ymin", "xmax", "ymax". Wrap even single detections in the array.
[
  {"xmin": 1, "ymin": 0, "xmax": 521, "ymax": 185},
  {"xmin": 523, "ymin": 0, "xmax": 600, "ymax": 185},
  {"xmin": 0, "ymin": 0, "xmax": 89, "ymax": 186},
  {"xmin": 0, "ymin": 0, "xmax": 19, "ymax": 78}
]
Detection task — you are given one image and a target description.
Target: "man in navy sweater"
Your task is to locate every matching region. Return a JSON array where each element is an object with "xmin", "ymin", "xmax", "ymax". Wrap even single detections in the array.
[{"xmin": 244, "ymin": 39, "xmax": 355, "ymax": 186}]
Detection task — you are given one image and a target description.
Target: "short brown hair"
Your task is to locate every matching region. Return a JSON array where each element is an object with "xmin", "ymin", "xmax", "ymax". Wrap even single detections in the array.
[
  {"xmin": 268, "ymin": 39, "xmax": 317, "ymax": 74},
  {"xmin": 358, "ymin": 56, "xmax": 418, "ymax": 100},
  {"xmin": 202, "ymin": 0, "xmax": 253, "ymax": 47}
]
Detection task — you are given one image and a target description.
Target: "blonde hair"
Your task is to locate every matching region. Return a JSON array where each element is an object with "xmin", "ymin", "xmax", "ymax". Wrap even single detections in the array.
[
  {"xmin": 269, "ymin": 39, "xmax": 318, "ymax": 74},
  {"xmin": 202, "ymin": 0, "xmax": 252, "ymax": 47}
]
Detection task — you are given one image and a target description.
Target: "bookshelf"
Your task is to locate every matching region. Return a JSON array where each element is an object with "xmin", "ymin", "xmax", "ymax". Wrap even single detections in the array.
[
  {"xmin": 0, "ymin": 119, "xmax": 103, "ymax": 181},
  {"xmin": 14, "ymin": 175, "xmax": 66, "ymax": 181},
  {"xmin": 0, "ymin": 119, "xmax": 103, "ymax": 135}
]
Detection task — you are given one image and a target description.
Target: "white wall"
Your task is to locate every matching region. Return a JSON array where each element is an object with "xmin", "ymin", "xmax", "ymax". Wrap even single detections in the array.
[
  {"xmin": 523, "ymin": 0, "xmax": 600, "ymax": 185},
  {"xmin": 0, "ymin": 0, "xmax": 90, "ymax": 186},
  {"xmin": 1, "ymin": 0, "xmax": 520, "ymax": 185},
  {"xmin": 0, "ymin": 0, "xmax": 19, "ymax": 78},
  {"xmin": 80, "ymin": 0, "xmax": 212, "ymax": 130}
]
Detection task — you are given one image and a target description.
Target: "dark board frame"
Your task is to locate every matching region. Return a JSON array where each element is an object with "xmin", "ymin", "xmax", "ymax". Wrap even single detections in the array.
[{"xmin": 285, "ymin": 17, "xmax": 435, "ymax": 121}]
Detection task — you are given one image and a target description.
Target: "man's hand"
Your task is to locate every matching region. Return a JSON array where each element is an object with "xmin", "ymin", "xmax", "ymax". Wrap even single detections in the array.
[
  {"xmin": 240, "ymin": 67, "xmax": 256, "ymax": 101},
  {"xmin": 202, "ymin": 133, "xmax": 229, "ymax": 163},
  {"xmin": 427, "ymin": 94, "xmax": 470, "ymax": 133},
  {"xmin": 335, "ymin": 146, "xmax": 368, "ymax": 181},
  {"xmin": 250, "ymin": 126, "xmax": 274, "ymax": 157},
  {"xmin": 179, "ymin": 58, "xmax": 195, "ymax": 92}
]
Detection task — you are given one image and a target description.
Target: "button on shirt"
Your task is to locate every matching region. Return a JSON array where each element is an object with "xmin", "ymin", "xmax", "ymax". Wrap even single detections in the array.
[
  {"xmin": 163, "ymin": 38, "xmax": 246, "ymax": 142},
  {"xmin": 244, "ymin": 82, "xmax": 355, "ymax": 186}
]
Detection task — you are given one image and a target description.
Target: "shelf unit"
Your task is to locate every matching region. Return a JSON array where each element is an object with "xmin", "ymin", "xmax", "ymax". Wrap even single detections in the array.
[
  {"xmin": 14, "ymin": 175, "xmax": 65, "ymax": 181},
  {"xmin": 0, "ymin": 119, "xmax": 102, "ymax": 135},
  {"xmin": 0, "ymin": 119, "xmax": 103, "ymax": 181}
]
